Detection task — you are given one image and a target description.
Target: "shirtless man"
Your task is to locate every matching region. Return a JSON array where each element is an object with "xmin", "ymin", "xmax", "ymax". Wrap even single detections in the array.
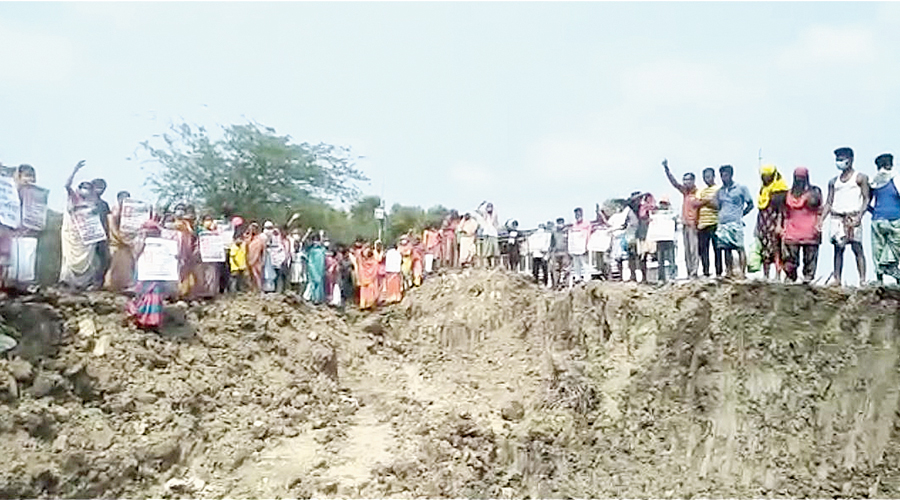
[{"xmin": 821, "ymin": 147, "xmax": 870, "ymax": 286}]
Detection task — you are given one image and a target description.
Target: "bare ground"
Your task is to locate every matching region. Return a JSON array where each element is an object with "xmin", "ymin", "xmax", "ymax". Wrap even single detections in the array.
[{"xmin": 3, "ymin": 270, "xmax": 900, "ymax": 498}]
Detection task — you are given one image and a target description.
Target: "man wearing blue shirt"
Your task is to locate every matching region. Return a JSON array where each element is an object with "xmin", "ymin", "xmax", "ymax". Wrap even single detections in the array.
[
  {"xmin": 869, "ymin": 153, "xmax": 900, "ymax": 283},
  {"xmin": 712, "ymin": 165, "xmax": 754, "ymax": 279}
]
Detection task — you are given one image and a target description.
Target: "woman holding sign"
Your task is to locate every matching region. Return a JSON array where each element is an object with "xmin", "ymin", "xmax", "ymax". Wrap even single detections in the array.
[
  {"xmin": 128, "ymin": 219, "xmax": 168, "ymax": 330},
  {"xmin": 60, "ymin": 161, "xmax": 104, "ymax": 290},
  {"xmin": 106, "ymin": 191, "xmax": 137, "ymax": 292}
]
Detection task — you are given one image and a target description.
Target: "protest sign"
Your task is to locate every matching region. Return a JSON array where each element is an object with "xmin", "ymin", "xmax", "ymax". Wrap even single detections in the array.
[
  {"xmin": 588, "ymin": 228, "xmax": 612, "ymax": 253},
  {"xmin": 199, "ymin": 232, "xmax": 225, "ymax": 262},
  {"xmin": 647, "ymin": 213, "xmax": 677, "ymax": 243},
  {"xmin": 0, "ymin": 176, "xmax": 21, "ymax": 229},
  {"xmin": 568, "ymin": 229, "xmax": 588, "ymax": 256},
  {"xmin": 160, "ymin": 229, "xmax": 179, "ymax": 241},
  {"xmin": 137, "ymin": 237, "xmax": 179, "ymax": 281},
  {"xmin": 215, "ymin": 220, "xmax": 234, "ymax": 246},
  {"xmin": 4, "ymin": 237, "xmax": 37, "ymax": 283},
  {"xmin": 19, "ymin": 185, "xmax": 49, "ymax": 231},
  {"xmin": 120, "ymin": 199, "xmax": 151, "ymax": 235},
  {"xmin": 73, "ymin": 208, "xmax": 107, "ymax": 245}
]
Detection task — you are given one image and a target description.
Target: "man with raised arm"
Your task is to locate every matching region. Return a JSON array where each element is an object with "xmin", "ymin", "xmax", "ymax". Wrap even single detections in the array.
[{"xmin": 662, "ymin": 159, "xmax": 699, "ymax": 278}]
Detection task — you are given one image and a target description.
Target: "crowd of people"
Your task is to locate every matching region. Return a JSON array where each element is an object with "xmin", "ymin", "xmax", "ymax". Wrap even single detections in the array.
[{"xmin": 1, "ymin": 145, "xmax": 898, "ymax": 330}]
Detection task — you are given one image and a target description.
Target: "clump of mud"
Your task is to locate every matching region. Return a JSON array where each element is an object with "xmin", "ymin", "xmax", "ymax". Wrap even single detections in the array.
[
  {"xmin": 0, "ymin": 291, "xmax": 351, "ymax": 498},
  {"xmin": 361, "ymin": 272, "xmax": 900, "ymax": 498}
]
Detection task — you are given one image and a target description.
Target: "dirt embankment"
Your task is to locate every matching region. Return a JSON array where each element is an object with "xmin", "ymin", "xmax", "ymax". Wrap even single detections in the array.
[{"xmin": 2, "ymin": 271, "xmax": 900, "ymax": 498}]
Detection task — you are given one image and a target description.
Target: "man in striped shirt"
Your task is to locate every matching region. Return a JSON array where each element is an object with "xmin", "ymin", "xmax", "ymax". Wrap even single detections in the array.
[{"xmin": 695, "ymin": 167, "xmax": 723, "ymax": 278}]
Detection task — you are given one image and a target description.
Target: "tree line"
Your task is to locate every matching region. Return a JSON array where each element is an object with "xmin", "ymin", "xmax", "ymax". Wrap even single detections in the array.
[{"xmin": 140, "ymin": 121, "xmax": 450, "ymax": 245}]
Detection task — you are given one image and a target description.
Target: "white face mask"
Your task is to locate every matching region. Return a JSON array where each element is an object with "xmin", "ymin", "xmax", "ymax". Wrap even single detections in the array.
[{"xmin": 836, "ymin": 159, "xmax": 851, "ymax": 171}]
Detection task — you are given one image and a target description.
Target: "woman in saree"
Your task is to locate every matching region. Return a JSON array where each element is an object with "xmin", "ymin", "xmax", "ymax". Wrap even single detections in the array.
[
  {"xmin": 127, "ymin": 219, "xmax": 170, "ymax": 330},
  {"xmin": 373, "ymin": 240, "xmax": 386, "ymax": 303},
  {"xmin": 357, "ymin": 245, "xmax": 380, "ymax": 310},
  {"xmin": 411, "ymin": 236, "xmax": 424, "ymax": 287},
  {"xmin": 441, "ymin": 212, "xmax": 459, "ymax": 268},
  {"xmin": 398, "ymin": 235, "xmax": 414, "ymax": 290},
  {"xmin": 422, "ymin": 224, "xmax": 441, "ymax": 274},
  {"xmin": 383, "ymin": 244, "xmax": 403, "ymax": 304},
  {"xmin": 305, "ymin": 234, "xmax": 326, "ymax": 304},
  {"xmin": 60, "ymin": 161, "xmax": 102, "ymax": 290},
  {"xmin": 173, "ymin": 206, "xmax": 198, "ymax": 298},
  {"xmin": 245, "ymin": 223, "xmax": 265, "ymax": 292},
  {"xmin": 105, "ymin": 191, "xmax": 138, "ymax": 292},
  {"xmin": 191, "ymin": 216, "xmax": 221, "ymax": 299},
  {"xmin": 325, "ymin": 249, "xmax": 340, "ymax": 305},
  {"xmin": 755, "ymin": 164, "xmax": 789, "ymax": 280}
]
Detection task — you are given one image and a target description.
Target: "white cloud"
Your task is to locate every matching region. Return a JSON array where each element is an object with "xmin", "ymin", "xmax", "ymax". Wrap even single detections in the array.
[
  {"xmin": 777, "ymin": 24, "xmax": 877, "ymax": 69},
  {"xmin": 0, "ymin": 21, "xmax": 77, "ymax": 85},
  {"xmin": 449, "ymin": 161, "xmax": 496, "ymax": 185},
  {"xmin": 619, "ymin": 60, "xmax": 762, "ymax": 111}
]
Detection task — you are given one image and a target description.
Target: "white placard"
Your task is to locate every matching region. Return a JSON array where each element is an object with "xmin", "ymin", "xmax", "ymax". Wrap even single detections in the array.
[
  {"xmin": 160, "ymin": 229, "xmax": 179, "ymax": 241},
  {"xmin": 588, "ymin": 229, "xmax": 612, "ymax": 252},
  {"xmin": 137, "ymin": 237, "xmax": 179, "ymax": 281},
  {"xmin": 5, "ymin": 237, "xmax": 36, "ymax": 282},
  {"xmin": 568, "ymin": 229, "xmax": 588, "ymax": 255},
  {"xmin": 528, "ymin": 231, "xmax": 551, "ymax": 254},
  {"xmin": 73, "ymin": 207, "xmax": 107, "ymax": 245},
  {"xmin": 199, "ymin": 232, "xmax": 225, "ymax": 262},
  {"xmin": 0, "ymin": 176, "xmax": 21, "ymax": 229},
  {"xmin": 385, "ymin": 249, "xmax": 401, "ymax": 273},
  {"xmin": 647, "ymin": 212, "xmax": 677, "ymax": 242},
  {"xmin": 119, "ymin": 199, "xmax": 151, "ymax": 235},
  {"xmin": 20, "ymin": 185, "xmax": 49, "ymax": 231},
  {"xmin": 268, "ymin": 242, "xmax": 286, "ymax": 267},
  {"xmin": 215, "ymin": 220, "xmax": 234, "ymax": 247}
]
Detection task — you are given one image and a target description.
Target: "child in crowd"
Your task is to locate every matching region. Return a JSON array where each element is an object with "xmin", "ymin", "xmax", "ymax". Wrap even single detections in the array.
[{"xmin": 229, "ymin": 233, "xmax": 247, "ymax": 292}]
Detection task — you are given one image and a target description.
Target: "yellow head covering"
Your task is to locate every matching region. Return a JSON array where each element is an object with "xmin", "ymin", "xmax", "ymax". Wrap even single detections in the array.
[{"xmin": 758, "ymin": 164, "xmax": 789, "ymax": 209}]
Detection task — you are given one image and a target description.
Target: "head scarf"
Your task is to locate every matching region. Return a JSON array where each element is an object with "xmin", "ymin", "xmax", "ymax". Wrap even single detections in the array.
[{"xmin": 758, "ymin": 164, "xmax": 789, "ymax": 210}]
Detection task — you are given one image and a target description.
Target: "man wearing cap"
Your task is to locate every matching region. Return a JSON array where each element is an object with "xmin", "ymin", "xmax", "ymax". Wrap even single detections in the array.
[
  {"xmin": 662, "ymin": 159, "xmax": 699, "ymax": 278},
  {"xmin": 782, "ymin": 167, "xmax": 822, "ymax": 283},
  {"xmin": 868, "ymin": 153, "xmax": 900, "ymax": 283},
  {"xmin": 822, "ymin": 147, "xmax": 870, "ymax": 286}
]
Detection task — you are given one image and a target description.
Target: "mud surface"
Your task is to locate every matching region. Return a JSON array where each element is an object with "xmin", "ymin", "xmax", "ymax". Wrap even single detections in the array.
[{"xmin": 3, "ymin": 270, "xmax": 900, "ymax": 497}]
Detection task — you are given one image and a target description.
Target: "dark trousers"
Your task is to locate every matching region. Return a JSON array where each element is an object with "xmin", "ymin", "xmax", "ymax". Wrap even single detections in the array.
[
  {"xmin": 657, "ymin": 241, "xmax": 676, "ymax": 283},
  {"xmin": 532, "ymin": 257, "xmax": 549, "ymax": 285},
  {"xmin": 698, "ymin": 225, "xmax": 723, "ymax": 277},
  {"xmin": 95, "ymin": 241, "xmax": 110, "ymax": 288},
  {"xmin": 508, "ymin": 248, "xmax": 520, "ymax": 271},
  {"xmin": 783, "ymin": 243, "xmax": 819, "ymax": 282}
]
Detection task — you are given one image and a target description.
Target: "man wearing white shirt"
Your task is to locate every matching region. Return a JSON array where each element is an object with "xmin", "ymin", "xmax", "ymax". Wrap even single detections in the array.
[
  {"xmin": 569, "ymin": 207, "xmax": 593, "ymax": 283},
  {"xmin": 647, "ymin": 197, "xmax": 678, "ymax": 283},
  {"xmin": 528, "ymin": 222, "xmax": 552, "ymax": 286},
  {"xmin": 476, "ymin": 201, "xmax": 500, "ymax": 269}
]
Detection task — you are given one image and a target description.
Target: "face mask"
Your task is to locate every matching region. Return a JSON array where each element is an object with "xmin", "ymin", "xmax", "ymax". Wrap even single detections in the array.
[
  {"xmin": 836, "ymin": 159, "xmax": 850, "ymax": 170},
  {"xmin": 78, "ymin": 188, "xmax": 91, "ymax": 197}
]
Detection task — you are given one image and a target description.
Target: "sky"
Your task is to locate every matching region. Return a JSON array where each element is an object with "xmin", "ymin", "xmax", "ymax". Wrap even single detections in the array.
[{"xmin": 2, "ymin": 2, "xmax": 900, "ymax": 284}]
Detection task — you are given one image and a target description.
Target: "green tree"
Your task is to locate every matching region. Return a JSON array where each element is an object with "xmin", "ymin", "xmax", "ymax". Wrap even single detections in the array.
[
  {"xmin": 140, "ymin": 121, "xmax": 367, "ymax": 223},
  {"xmin": 383, "ymin": 203, "xmax": 449, "ymax": 244}
]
